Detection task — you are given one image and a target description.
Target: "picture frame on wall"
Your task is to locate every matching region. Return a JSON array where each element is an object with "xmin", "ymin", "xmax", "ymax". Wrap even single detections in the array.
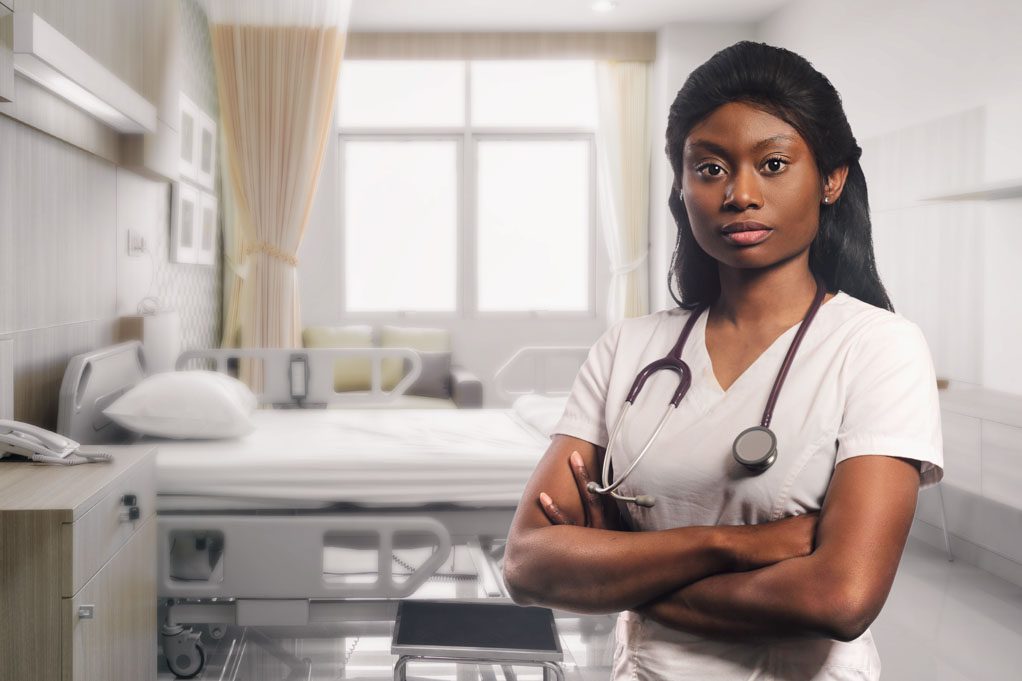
[
  {"xmin": 197, "ymin": 192, "xmax": 218, "ymax": 265},
  {"xmin": 179, "ymin": 94, "xmax": 200, "ymax": 182},
  {"xmin": 171, "ymin": 182, "xmax": 199, "ymax": 264},
  {"xmin": 197, "ymin": 110, "xmax": 217, "ymax": 191}
]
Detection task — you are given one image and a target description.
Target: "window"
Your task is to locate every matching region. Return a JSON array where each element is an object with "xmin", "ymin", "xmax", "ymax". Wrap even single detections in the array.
[{"xmin": 338, "ymin": 60, "xmax": 597, "ymax": 315}]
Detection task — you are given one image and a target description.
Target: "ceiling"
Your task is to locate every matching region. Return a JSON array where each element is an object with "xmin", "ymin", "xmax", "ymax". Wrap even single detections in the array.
[{"xmin": 348, "ymin": 0, "xmax": 793, "ymax": 32}]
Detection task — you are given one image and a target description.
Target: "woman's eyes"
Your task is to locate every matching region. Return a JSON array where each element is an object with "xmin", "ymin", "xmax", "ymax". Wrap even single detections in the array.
[{"xmin": 695, "ymin": 157, "xmax": 789, "ymax": 177}]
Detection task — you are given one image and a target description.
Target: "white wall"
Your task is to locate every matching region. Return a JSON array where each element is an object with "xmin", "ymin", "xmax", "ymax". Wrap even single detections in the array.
[{"xmin": 758, "ymin": 0, "xmax": 1022, "ymax": 141}]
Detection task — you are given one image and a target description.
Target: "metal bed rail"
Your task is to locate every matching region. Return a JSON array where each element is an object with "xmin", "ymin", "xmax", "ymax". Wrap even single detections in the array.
[
  {"xmin": 492, "ymin": 346, "xmax": 589, "ymax": 405},
  {"xmin": 176, "ymin": 347, "xmax": 423, "ymax": 408}
]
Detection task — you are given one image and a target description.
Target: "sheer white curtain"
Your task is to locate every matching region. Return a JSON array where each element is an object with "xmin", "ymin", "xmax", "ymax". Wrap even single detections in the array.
[
  {"xmin": 595, "ymin": 61, "xmax": 651, "ymax": 322},
  {"xmin": 207, "ymin": 0, "xmax": 350, "ymax": 358}
]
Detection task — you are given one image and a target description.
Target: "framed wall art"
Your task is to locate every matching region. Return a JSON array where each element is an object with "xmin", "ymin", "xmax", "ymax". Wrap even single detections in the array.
[
  {"xmin": 171, "ymin": 182, "xmax": 199, "ymax": 264},
  {"xmin": 179, "ymin": 94, "xmax": 200, "ymax": 182}
]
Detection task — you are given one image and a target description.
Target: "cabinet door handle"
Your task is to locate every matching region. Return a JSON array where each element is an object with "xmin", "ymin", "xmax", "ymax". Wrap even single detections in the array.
[{"xmin": 78, "ymin": 605, "xmax": 95, "ymax": 620}]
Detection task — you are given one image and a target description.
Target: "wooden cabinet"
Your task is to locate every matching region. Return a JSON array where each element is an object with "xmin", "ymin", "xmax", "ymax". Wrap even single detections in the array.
[
  {"xmin": 0, "ymin": 2, "xmax": 13, "ymax": 103},
  {"xmin": 0, "ymin": 447, "xmax": 157, "ymax": 681}
]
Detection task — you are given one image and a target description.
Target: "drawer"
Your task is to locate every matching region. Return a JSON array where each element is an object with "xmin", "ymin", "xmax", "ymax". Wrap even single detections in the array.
[
  {"xmin": 62, "ymin": 453, "xmax": 156, "ymax": 597},
  {"xmin": 64, "ymin": 518, "xmax": 156, "ymax": 681}
]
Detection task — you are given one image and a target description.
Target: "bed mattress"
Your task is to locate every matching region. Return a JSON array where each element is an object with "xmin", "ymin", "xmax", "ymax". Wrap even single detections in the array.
[{"xmin": 156, "ymin": 408, "xmax": 554, "ymax": 507}]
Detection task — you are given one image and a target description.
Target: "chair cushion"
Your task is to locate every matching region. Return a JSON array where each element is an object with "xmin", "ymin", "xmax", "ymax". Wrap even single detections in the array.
[
  {"xmin": 302, "ymin": 325, "xmax": 373, "ymax": 392},
  {"xmin": 404, "ymin": 351, "xmax": 453, "ymax": 399},
  {"xmin": 380, "ymin": 326, "xmax": 451, "ymax": 391}
]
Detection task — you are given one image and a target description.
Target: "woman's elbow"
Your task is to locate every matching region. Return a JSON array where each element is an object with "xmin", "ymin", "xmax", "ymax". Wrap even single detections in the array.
[
  {"xmin": 502, "ymin": 558, "xmax": 538, "ymax": 606},
  {"xmin": 502, "ymin": 532, "xmax": 547, "ymax": 606},
  {"xmin": 821, "ymin": 584, "xmax": 883, "ymax": 643}
]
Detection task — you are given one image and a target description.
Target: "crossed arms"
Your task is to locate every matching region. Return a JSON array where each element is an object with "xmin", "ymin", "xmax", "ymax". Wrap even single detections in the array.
[{"xmin": 502, "ymin": 434, "xmax": 921, "ymax": 643}]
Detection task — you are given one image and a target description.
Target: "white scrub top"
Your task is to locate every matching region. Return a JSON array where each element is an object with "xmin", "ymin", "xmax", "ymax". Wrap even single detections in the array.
[{"xmin": 552, "ymin": 290, "xmax": 944, "ymax": 681}]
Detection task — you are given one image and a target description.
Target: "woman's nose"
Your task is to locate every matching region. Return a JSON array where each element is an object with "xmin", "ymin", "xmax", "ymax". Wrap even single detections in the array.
[{"xmin": 724, "ymin": 165, "xmax": 763, "ymax": 210}]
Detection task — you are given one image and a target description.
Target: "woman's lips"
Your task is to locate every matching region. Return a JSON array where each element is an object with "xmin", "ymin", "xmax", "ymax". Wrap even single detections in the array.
[{"xmin": 722, "ymin": 229, "xmax": 772, "ymax": 246}]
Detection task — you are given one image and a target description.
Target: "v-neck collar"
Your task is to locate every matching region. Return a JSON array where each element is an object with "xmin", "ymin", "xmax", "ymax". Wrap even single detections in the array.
[{"xmin": 697, "ymin": 291, "xmax": 846, "ymax": 398}]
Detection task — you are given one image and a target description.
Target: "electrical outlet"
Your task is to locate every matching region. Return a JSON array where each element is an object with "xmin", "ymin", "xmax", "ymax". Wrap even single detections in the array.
[{"xmin": 127, "ymin": 229, "xmax": 147, "ymax": 257}]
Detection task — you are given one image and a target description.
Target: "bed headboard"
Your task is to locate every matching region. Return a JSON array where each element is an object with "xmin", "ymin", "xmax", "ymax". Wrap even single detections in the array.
[{"xmin": 58, "ymin": 341, "xmax": 147, "ymax": 445}]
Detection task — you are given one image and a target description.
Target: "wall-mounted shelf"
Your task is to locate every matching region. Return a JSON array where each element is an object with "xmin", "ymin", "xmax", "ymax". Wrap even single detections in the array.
[{"xmin": 922, "ymin": 178, "xmax": 1022, "ymax": 202}]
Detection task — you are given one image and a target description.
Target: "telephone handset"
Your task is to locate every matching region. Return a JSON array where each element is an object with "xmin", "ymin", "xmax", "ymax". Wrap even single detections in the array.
[{"xmin": 0, "ymin": 420, "xmax": 111, "ymax": 465}]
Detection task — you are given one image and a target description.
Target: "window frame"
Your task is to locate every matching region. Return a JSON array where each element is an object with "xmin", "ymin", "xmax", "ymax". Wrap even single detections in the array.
[{"xmin": 336, "ymin": 61, "xmax": 599, "ymax": 320}]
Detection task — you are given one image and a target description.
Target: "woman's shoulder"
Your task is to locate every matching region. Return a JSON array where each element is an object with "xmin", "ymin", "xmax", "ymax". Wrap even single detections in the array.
[
  {"xmin": 607, "ymin": 307, "xmax": 695, "ymax": 343},
  {"xmin": 827, "ymin": 291, "xmax": 929, "ymax": 357}
]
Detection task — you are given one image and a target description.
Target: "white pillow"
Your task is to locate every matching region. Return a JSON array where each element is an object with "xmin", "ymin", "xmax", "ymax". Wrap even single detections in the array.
[{"xmin": 104, "ymin": 371, "xmax": 257, "ymax": 439}]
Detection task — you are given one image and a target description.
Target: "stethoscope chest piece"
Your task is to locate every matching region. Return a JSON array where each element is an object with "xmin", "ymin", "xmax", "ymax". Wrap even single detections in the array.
[{"xmin": 732, "ymin": 425, "xmax": 777, "ymax": 473}]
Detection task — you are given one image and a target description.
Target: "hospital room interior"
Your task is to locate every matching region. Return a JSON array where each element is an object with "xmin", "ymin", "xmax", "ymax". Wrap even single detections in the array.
[{"xmin": 0, "ymin": 0, "xmax": 1020, "ymax": 679}]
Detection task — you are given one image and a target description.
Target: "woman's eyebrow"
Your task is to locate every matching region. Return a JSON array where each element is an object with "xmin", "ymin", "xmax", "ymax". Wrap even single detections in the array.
[{"xmin": 686, "ymin": 134, "xmax": 797, "ymax": 156}]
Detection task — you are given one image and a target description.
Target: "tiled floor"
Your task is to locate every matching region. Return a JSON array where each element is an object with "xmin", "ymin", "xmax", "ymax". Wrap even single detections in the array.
[
  {"xmin": 870, "ymin": 537, "xmax": 1022, "ymax": 680},
  {"xmin": 158, "ymin": 536, "xmax": 1022, "ymax": 680}
]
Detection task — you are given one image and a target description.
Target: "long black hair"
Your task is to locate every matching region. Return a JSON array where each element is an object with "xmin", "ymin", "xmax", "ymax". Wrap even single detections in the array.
[{"xmin": 665, "ymin": 41, "xmax": 893, "ymax": 312}]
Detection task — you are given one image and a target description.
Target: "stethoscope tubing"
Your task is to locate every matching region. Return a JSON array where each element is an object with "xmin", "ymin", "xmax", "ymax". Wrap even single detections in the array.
[{"xmin": 589, "ymin": 272, "xmax": 828, "ymax": 507}]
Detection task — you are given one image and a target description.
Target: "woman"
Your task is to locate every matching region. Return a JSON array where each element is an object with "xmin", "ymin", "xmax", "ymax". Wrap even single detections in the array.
[{"xmin": 503, "ymin": 41, "xmax": 943, "ymax": 680}]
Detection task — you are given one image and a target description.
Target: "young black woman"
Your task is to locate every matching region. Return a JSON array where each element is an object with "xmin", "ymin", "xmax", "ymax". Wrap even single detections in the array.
[{"xmin": 503, "ymin": 42, "xmax": 943, "ymax": 680}]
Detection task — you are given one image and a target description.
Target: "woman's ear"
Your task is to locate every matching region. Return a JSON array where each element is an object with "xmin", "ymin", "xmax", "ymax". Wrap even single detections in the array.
[
  {"xmin": 668, "ymin": 185, "xmax": 685, "ymax": 223},
  {"xmin": 822, "ymin": 165, "xmax": 850, "ymax": 204}
]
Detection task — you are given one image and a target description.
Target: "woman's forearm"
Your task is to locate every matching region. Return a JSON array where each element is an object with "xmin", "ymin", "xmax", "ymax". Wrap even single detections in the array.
[
  {"xmin": 503, "ymin": 524, "xmax": 735, "ymax": 614},
  {"xmin": 637, "ymin": 552, "xmax": 864, "ymax": 642}
]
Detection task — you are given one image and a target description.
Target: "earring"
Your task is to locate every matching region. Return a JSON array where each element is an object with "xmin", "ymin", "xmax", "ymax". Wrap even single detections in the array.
[{"xmin": 823, "ymin": 197, "xmax": 830, "ymax": 204}]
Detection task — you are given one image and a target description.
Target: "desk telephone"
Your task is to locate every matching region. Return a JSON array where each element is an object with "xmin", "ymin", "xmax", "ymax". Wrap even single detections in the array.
[{"xmin": 0, "ymin": 420, "xmax": 111, "ymax": 465}]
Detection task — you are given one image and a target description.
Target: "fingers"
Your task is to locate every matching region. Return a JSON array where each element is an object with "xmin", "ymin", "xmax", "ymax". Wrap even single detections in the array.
[
  {"xmin": 539, "ymin": 492, "xmax": 575, "ymax": 526},
  {"xmin": 570, "ymin": 451, "xmax": 605, "ymax": 529}
]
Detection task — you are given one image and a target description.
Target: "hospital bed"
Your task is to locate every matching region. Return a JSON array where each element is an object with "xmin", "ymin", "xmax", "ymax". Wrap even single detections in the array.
[{"xmin": 58, "ymin": 341, "xmax": 583, "ymax": 678}]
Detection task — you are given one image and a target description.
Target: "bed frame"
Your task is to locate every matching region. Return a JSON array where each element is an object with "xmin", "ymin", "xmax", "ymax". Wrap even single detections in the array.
[{"xmin": 57, "ymin": 342, "xmax": 533, "ymax": 678}]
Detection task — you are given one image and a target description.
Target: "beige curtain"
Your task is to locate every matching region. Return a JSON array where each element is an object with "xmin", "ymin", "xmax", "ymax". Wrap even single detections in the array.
[
  {"xmin": 208, "ymin": 0, "xmax": 350, "ymax": 360},
  {"xmin": 596, "ymin": 61, "xmax": 651, "ymax": 322},
  {"xmin": 219, "ymin": 127, "xmax": 245, "ymax": 348}
]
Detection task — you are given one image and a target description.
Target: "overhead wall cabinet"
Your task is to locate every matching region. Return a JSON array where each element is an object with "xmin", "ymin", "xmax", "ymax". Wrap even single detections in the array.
[
  {"xmin": 11, "ymin": 12, "xmax": 155, "ymax": 133},
  {"xmin": 922, "ymin": 95, "xmax": 1022, "ymax": 202},
  {"xmin": 0, "ymin": 3, "xmax": 12, "ymax": 103}
]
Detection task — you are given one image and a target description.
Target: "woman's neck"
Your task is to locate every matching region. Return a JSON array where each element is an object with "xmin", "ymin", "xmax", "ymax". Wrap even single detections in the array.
[{"xmin": 709, "ymin": 258, "xmax": 825, "ymax": 332}]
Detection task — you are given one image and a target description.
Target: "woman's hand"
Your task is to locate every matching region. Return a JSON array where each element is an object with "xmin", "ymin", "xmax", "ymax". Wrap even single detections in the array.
[
  {"xmin": 728, "ymin": 512, "xmax": 820, "ymax": 571},
  {"xmin": 538, "ymin": 450, "xmax": 623, "ymax": 530}
]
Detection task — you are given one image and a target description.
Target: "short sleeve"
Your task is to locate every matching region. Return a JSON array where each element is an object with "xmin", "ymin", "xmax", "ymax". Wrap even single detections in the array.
[
  {"xmin": 550, "ymin": 320, "xmax": 625, "ymax": 447},
  {"xmin": 836, "ymin": 318, "xmax": 944, "ymax": 489}
]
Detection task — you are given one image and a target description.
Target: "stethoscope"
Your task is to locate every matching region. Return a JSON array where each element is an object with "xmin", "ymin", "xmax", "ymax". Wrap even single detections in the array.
[{"xmin": 587, "ymin": 272, "xmax": 829, "ymax": 508}]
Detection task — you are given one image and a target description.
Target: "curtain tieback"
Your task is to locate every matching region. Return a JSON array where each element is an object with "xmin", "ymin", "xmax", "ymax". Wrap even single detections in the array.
[
  {"xmin": 611, "ymin": 252, "xmax": 648, "ymax": 276},
  {"xmin": 244, "ymin": 241, "xmax": 298, "ymax": 267}
]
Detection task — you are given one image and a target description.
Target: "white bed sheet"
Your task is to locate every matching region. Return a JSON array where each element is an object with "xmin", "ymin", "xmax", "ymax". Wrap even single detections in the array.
[{"xmin": 156, "ymin": 408, "xmax": 552, "ymax": 507}]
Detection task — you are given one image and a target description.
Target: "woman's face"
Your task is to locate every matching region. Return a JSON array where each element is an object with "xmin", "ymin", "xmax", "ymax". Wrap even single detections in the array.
[{"xmin": 679, "ymin": 101, "xmax": 843, "ymax": 271}]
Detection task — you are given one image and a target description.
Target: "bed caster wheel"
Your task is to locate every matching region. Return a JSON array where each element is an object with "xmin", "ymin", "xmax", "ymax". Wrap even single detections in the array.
[
  {"xmin": 162, "ymin": 624, "xmax": 205, "ymax": 678},
  {"xmin": 207, "ymin": 624, "xmax": 227, "ymax": 640}
]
